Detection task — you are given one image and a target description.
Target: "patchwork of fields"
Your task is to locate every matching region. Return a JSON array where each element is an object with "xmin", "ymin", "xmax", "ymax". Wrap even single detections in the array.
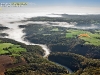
[
  {"xmin": 0, "ymin": 41, "xmax": 26, "ymax": 56},
  {"xmin": 66, "ymin": 29, "xmax": 100, "ymax": 46}
]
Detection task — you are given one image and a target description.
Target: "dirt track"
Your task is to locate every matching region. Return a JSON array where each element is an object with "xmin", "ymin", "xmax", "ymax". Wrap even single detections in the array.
[
  {"xmin": 0, "ymin": 55, "xmax": 13, "ymax": 75},
  {"xmin": 0, "ymin": 55, "xmax": 26, "ymax": 75}
]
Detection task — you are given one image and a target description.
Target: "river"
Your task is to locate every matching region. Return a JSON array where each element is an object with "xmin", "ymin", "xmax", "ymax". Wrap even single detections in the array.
[{"xmin": 54, "ymin": 62, "xmax": 73, "ymax": 74}]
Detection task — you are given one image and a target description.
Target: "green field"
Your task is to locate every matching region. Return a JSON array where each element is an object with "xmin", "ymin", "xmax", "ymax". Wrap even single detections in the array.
[
  {"xmin": 0, "ymin": 43, "xmax": 13, "ymax": 54},
  {"xmin": 0, "ymin": 43, "xmax": 26, "ymax": 56},
  {"xmin": 66, "ymin": 29, "xmax": 100, "ymax": 46}
]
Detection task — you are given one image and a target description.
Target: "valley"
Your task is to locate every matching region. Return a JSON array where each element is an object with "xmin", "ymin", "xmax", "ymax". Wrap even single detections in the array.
[{"xmin": 0, "ymin": 14, "xmax": 100, "ymax": 75}]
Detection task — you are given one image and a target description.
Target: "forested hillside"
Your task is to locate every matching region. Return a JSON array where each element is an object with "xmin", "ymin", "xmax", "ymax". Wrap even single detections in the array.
[
  {"xmin": 0, "ymin": 38, "xmax": 69, "ymax": 75},
  {"xmin": 48, "ymin": 52, "xmax": 100, "ymax": 75}
]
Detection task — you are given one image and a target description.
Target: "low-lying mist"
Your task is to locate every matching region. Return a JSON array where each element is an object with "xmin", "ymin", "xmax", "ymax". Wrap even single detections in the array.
[
  {"xmin": 0, "ymin": 13, "xmax": 100, "ymax": 57},
  {"xmin": 0, "ymin": 13, "xmax": 52, "ymax": 57}
]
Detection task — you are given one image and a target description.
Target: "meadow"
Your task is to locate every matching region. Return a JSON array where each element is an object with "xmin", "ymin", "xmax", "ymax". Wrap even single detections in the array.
[
  {"xmin": 66, "ymin": 29, "xmax": 100, "ymax": 46},
  {"xmin": 0, "ymin": 41, "xmax": 26, "ymax": 56}
]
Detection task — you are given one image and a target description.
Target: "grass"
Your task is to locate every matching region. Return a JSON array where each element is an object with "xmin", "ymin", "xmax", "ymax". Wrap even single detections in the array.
[
  {"xmin": 8, "ymin": 45, "xmax": 26, "ymax": 54},
  {"xmin": 66, "ymin": 29, "xmax": 100, "ymax": 46},
  {"xmin": 0, "ymin": 43, "xmax": 13, "ymax": 54},
  {"xmin": 0, "ymin": 43, "xmax": 26, "ymax": 56}
]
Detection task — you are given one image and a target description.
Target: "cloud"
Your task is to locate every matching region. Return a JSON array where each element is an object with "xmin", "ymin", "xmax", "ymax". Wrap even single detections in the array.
[{"xmin": 0, "ymin": 6, "xmax": 100, "ymax": 14}]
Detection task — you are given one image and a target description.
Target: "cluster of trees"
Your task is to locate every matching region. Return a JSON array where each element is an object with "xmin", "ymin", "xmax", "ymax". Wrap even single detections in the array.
[
  {"xmin": 5, "ymin": 52, "xmax": 68, "ymax": 75},
  {"xmin": 19, "ymin": 24, "xmax": 68, "ymax": 45},
  {"xmin": 62, "ymin": 14, "xmax": 100, "ymax": 26},
  {"xmin": 21, "ymin": 15, "xmax": 100, "ymax": 27},
  {"xmin": 0, "ymin": 38, "xmax": 69, "ymax": 75},
  {"xmin": 19, "ymin": 24, "xmax": 100, "ymax": 59},
  {"xmin": 48, "ymin": 52, "xmax": 100, "ymax": 75},
  {"xmin": 1, "ymin": 38, "xmax": 100, "ymax": 75},
  {"xmin": 48, "ymin": 44, "xmax": 100, "ymax": 59}
]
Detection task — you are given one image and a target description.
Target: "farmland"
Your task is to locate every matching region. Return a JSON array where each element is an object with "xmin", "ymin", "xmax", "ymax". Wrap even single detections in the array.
[
  {"xmin": 0, "ymin": 41, "xmax": 26, "ymax": 56},
  {"xmin": 66, "ymin": 29, "xmax": 100, "ymax": 46}
]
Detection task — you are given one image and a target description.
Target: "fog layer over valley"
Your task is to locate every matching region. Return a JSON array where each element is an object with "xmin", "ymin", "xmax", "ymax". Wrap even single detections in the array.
[
  {"xmin": 1, "ymin": 13, "xmax": 100, "ymax": 74},
  {"xmin": 18, "ymin": 14, "xmax": 100, "ymax": 29},
  {"xmin": 0, "ymin": 13, "xmax": 53, "ymax": 57},
  {"xmin": 0, "ymin": 13, "xmax": 100, "ymax": 57}
]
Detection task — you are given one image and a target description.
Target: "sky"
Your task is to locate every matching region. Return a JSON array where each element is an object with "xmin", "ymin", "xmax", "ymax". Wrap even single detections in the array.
[
  {"xmin": 0, "ymin": 0, "xmax": 100, "ymax": 14},
  {"xmin": 0, "ymin": 0, "xmax": 100, "ymax": 7}
]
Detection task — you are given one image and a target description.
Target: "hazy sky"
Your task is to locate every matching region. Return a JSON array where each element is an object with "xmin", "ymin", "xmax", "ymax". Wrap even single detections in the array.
[
  {"xmin": 0, "ymin": 0, "xmax": 100, "ymax": 14},
  {"xmin": 0, "ymin": 0, "xmax": 100, "ymax": 6}
]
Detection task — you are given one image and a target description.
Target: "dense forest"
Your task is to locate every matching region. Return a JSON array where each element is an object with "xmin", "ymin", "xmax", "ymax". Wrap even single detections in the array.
[
  {"xmin": 19, "ymin": 23, "xmax": 100, "ymax": 59},
  {"xmin": 0, "ymin": 38, "xmax": 69, "ymax": 75},
  {"xmin": 48, "ymin": 52, "xmax": 100, "ymax": 75},
  {"xmin": 20, "ymin": 15, "xmax": 100, "ymax": 27},
  {"xmin": 0, "ymin": 38, "xmax": 100, "ymax": 75},
  {"xmin": 19, "ymin": 15, "xmax": 100, "ymax": 75}
]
